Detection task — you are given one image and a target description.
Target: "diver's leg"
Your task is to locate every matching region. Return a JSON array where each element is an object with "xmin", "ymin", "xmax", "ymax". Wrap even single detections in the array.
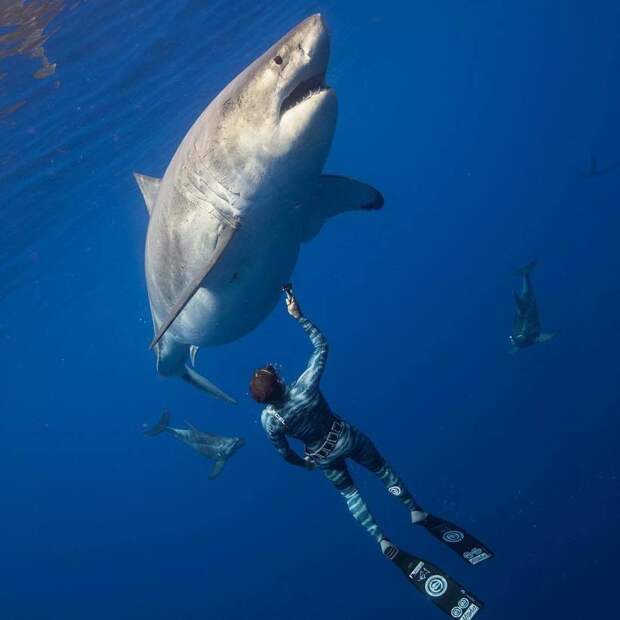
[
  {"xmin": 348, "ymin": 428, "xmax": 425, "ymax": 518},
  {"xmin": 323, "ymin": 462, "xmax": 385, "ymax": 543}
]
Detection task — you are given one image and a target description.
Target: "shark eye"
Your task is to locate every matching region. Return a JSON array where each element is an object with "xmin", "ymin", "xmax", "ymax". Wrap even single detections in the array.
[{"xmin": 273, "ymin": 55, "xmax": 283, "ymax": 65}]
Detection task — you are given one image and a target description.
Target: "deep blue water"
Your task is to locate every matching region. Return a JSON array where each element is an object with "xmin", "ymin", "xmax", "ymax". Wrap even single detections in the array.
[{"xmin": 1, "ymin": 1, "xmax": 619, "ymax": 618}]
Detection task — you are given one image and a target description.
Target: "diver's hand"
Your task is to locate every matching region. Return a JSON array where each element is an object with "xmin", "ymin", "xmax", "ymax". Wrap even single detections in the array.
[{"xmin": 283, "ymin": 283, "xmax": 303, "ymax": 319}]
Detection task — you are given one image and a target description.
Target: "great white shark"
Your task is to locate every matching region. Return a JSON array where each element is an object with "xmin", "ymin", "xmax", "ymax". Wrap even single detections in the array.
[{"xmin": 134, "ymin": 14, "xmax": 383, "ymax": 403}]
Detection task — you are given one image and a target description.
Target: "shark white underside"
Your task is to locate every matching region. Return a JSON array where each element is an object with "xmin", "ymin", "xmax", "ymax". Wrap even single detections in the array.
[{"xmin": 135, "ymin": 15, "xmax": 383, "ymax": 403}]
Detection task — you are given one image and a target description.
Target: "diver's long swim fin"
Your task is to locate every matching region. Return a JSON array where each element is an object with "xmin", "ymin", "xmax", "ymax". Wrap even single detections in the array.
[
  {"xmin": 420, "ymin": 514, "xmax": 494, "ymax": 566},
  {"xmin": 383, "ymin": 543, "xmax": 484, "ymax": 618},
  {"xmin": 182, "ymin": 364, "xmax": 237, "ymax": 404}
]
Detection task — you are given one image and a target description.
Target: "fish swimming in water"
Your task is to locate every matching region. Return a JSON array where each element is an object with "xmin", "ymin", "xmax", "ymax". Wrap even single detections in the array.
[
  {"xmin": 144, "ymin": 410, "xmax": 245, "ymax": 480},
  {"xmin": 509, "ymin": 261, "xmax": 557, "ymax": 352}
]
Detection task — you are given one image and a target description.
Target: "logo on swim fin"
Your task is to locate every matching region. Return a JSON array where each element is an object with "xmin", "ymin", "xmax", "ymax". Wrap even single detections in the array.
[
  {"xmin": 424, "ymin": 575, "xmax": 448, "ymax": 597},
  {"xmin": 388, "ymin": 485, "xmax": 402, "ymax": 496},
  {"xmin": 463, "ymin": 547, "xmax": 491, "ymax": 565},
  {"xmin": 452, "ymin": 597, "xmax": 472, "ymax": 616},
  {"xmin": 442, "ymin": 530, "xmax": 465, "ymax": 543},
  {"xmin": 462, "ymin": 604, "xmax": 480, "ymax": 619}
]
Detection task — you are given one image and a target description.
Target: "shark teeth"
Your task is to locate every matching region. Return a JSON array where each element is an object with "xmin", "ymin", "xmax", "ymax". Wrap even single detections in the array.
[{"xmin": 280, "ymin": 73, "xmax": 327, "ymax": 115}]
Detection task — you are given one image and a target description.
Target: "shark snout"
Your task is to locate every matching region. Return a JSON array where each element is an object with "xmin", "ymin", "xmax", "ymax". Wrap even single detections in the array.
[
  {"xmin": 278, "ymin": 14, "xmax": 331, "ymax": 118},
  {"xmin": 293, "ymin": 14, "xmax": 329, "ymax": 76},
  {"xmin": 296, "ymin": 14, "xmax": 329, "ymax": 60}
]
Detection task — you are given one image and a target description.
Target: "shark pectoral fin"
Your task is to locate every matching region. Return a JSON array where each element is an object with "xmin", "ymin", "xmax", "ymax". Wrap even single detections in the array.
[
  {"xmin": 150, "ymin": 222, "xmax": 239, "ymax": 349},
  {"xmin": 189, "ymin": 345, "xmax": 199, "ymax": 367},
  {"xmin": 302, "ymin": 174, "xmax": 384, "ymax": 241},
  {"xmin": 182, "ymin": 364, "xmax": 238, "ymax": 404},
  {"xmin": 536, "ymin": 332, "xmax": 557, "ymax": 343},
  {"xmin": 209, "ymin": 459, "xmax": 226, "ymax": 480},
  {"xmin": 134, "ymin": 173, "xmax": 161, "ymax": 215}
]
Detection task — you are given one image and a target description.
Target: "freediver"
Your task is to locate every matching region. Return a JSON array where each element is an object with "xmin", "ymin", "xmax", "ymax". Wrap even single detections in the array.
[
  {"xmin": 250, "ymin": 285, "xmax": 491, "ymax": 616},
  {"xmin": 510, "ymin": 261, "xmax": 557, "ymax": 352}
]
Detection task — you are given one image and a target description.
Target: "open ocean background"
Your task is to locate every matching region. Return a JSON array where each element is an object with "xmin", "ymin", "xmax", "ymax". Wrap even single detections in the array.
[{"xmin": 1, "ymin": 1, "xmax": 619, "ymax": 618}]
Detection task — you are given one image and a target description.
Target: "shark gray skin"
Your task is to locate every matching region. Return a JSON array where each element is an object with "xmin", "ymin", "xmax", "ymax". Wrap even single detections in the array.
[
  {"xmin": 144, "ymin": 410, "xmax": 245, "ymax": 479},
  {"xmin": 134, "ymin": 14, "xmax": 383, "ymax": 404},
  {"xmin": 509, "ymin": 261, "xmax": 557, "ymax": 353}
]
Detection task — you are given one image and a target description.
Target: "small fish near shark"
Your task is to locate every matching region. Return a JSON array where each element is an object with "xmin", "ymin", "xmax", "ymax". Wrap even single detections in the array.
[
  {"xmin": 144, "ymin": 410, "xmax": 245, "ymax": 480},
  {"xmin": 509, "ymin": 261, "xmax": 557, "ymax": 353},
  {"xmin": 134, "ymin": 14, "xmax": 383, "ymax": 404}
]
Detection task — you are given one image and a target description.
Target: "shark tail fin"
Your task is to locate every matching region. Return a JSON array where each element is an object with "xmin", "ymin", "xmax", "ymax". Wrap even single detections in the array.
[
  {"xmin": 182, "ymin": 364, "xmax": 238, "ymax": 405},
  {"xmin": 536, "ymin": 331, "xmax": 557, "ymax": 344},
  {"xmin": 516, "ymin": 260, "xmax": 537, "ymax": 277},
  {"xmin": 144, "ymin": 410, "xmax": 171, "ymax": 437},
  {"xmin": 209, "ymin": 460, "xmax": 226, "ymax": 480}
]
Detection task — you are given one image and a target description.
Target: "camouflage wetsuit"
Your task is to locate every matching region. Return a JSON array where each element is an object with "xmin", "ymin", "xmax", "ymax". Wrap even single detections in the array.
[{"xmin": 261, "ymin": 317, "xmax": 420, "ymax": 542}]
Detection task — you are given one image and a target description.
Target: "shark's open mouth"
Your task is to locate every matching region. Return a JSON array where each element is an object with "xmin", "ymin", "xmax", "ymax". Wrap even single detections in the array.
[{"xmin": 280, "ymin": 72, "xmax": 328, "ymax": 115}]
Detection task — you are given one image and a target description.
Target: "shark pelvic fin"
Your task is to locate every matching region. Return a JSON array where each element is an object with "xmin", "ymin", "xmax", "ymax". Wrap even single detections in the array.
[
  {"xmin": 134, "ymin": 173, "xmax": 161, "ymax": 215},
  {"xmin": 536, "ymin": 332, "xmax": 557, "ymax": 343},
  {"xmin": 189, "ymin": 345, "xmax": 199, "ymax": 367},
  {"xmin": 209, "ymin": 459, "xmax": 226, "ymax": 480},
  {"xmin": 182, "ymin": 363, "xmax": 237, "ymax": 404},
  {"xmin": 150, "ymin": 223, "xmax": 239, "ymax": 349},
  {"xmin": 302, "ymin": 174, "xmax": 384, "ymax": 241}
]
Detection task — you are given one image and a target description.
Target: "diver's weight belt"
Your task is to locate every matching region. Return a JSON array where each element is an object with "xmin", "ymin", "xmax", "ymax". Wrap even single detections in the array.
[{"xmin": 305, "ymin": 420, "xmax": 345, "ymax": 461}]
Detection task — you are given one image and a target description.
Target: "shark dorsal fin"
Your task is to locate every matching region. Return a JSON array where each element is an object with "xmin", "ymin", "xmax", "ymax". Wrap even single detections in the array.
[{"xmin": 134, "ymin": 173, "xmax": 161, "ymax": 215}]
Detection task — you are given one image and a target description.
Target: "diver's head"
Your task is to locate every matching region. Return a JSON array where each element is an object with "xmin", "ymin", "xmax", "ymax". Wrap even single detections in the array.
[
  {"xmin": 250, "ymin": 365, "xmax": 285, "ymax": 404},
  {"xmin": 509, "ymin": 334, "xmax": 526, "ymax": 347}
]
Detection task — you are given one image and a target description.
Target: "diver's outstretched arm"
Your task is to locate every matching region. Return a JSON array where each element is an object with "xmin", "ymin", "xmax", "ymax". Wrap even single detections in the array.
[{"xmin": 283, "ymin": 284, "xmax": 329, "ymax": 392}]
